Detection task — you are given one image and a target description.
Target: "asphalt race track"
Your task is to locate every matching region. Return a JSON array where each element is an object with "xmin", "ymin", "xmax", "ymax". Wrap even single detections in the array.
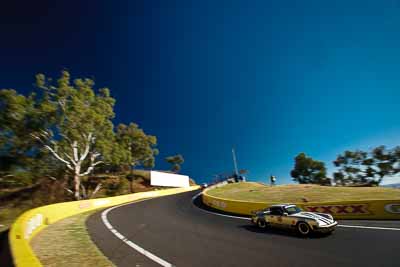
[{"xmin": 87, "ymin": 191, "xmax": 400, "ymax": 267}]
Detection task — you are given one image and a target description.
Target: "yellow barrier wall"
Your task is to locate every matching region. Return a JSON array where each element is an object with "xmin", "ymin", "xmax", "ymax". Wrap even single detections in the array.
[
  {"xmin": 9, "ymin": 186, "xmax": 199, "ymax": 267},
  {"xmin": 202, "ymin": 187, "xmax": 400, "ymax": 220}
]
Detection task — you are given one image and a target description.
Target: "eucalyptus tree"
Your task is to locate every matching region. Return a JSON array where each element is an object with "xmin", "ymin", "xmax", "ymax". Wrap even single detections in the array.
[
  {"xmin": 333, "ymin": 146, "xmax": 400, "ymax": 186},
  {"xmin": 165, "ymin": 154, "xmax": 184, "ymax": 173},
  {"xmin": 116, "ymin": 123, "xmax": 158, "ymax": 192},
  {"xmin": 0, "ymin": 88, "xmax": 57, "ymax": 187},
  {"xmin": 116, "ymin": 123, "xmax": 158, "ymax": 168},
  {"xmin": 1, "ymin": 70, "xmax": 161, "ymax": 199},
  {"xmin": 290, "ymin": 153, "xmax": 330, "ymax": 185},
  {"xmin": 31, "ymin": 71, "xmax": 116, "ymax": 199}
]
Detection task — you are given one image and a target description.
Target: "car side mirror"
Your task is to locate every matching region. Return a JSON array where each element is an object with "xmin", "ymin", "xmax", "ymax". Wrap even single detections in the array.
[{"xmin": 283, "ymin": 212, "xmax": 288, "ymax": 216}]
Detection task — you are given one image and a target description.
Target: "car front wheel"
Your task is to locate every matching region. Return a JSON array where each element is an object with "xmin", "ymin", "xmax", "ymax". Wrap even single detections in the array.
[
  {"xmin": 297, "ymin": 222, "xmax": 311, "ymax": 236},
  {"xmin": 257, "ymin": 219, "xmax": 267, "ymax": 229}
]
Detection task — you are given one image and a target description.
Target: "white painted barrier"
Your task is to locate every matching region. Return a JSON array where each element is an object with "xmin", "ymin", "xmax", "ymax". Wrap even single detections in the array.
[{"xmin": 150, "ymin": 171, "xmax": 190, "ymax": 188}]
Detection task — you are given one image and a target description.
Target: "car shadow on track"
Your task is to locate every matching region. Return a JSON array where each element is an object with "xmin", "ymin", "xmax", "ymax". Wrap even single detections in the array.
[{"xmin": 239, "ymin": 224, "xmax": 332, "ymax": 239}]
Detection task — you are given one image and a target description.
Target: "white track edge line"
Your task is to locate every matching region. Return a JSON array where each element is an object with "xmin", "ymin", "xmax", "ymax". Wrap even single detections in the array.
[
  {"xmin": 191, "ymin": 192, "xmax": 251, "ymax": 220},
  {"xmin": 101, "ymin": 200, "xmax": 174, "ymax": 267},
  {"xmin": 192, "ymin": 192, "xmax": 400, "ymax": 231},
  {"xmin": 337, "ymin": 224, "xmax": 400, "ymax": 231}
]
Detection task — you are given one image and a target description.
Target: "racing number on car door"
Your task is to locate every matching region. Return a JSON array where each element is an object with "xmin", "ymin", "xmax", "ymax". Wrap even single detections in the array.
[
  {"xmin": 269, "ymin": 207, "xmax": 284, "ymax": 227},
  {"xmin": 275, "ymin": 215, "xmax": 285, "ymax": 227},
  {"xmin": 269, "ymin": 215, "xmax": 285, "ymax": 228}
]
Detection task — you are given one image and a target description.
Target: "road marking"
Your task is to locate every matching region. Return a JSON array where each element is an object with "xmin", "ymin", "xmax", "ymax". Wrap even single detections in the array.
[
  {"xmin": 191, "ymin": 192, "xmax": 251, "ymax": 220},
  {"xmin": 196, "ymin": 204, "xmax": 252, "ymax": 220},
  {"xmin": 337, "ymin": 224, "xmax": 400, "ymax": 231},
  {"xmin": 192, "ymin": 193, "xmax": 400, "ymax": 231},
  {"xmin": 101, "ymin": 200, "xmax": 174, "ymax": 267},
  {"xmin": 191, "ymin": 191, "xmax": 202, "ymax": 202}
]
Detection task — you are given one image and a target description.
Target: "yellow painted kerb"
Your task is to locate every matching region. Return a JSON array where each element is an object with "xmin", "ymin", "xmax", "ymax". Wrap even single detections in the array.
[{"xmin": 9, "ymin": 186, "xmax": 199, "ymax": 267}]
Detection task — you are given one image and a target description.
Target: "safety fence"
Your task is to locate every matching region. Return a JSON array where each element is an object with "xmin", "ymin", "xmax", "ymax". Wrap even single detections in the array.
[
  {"xmin": 9, "ymin": 186, "xmax": 199, "ymax": 267},
  {"xmin": 202, "ymin": 186, "xmax": 400, "ymax": 220}
]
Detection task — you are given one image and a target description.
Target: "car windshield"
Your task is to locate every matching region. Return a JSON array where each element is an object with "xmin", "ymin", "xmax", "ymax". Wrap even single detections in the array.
[{"xmin": 285, "ymin": 206, "xmax": 302, "ymax": 215}]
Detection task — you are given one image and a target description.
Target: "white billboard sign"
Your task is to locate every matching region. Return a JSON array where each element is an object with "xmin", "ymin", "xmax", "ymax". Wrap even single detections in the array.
[{"xmin": 150, "ymin": 171, "xmax": 190, "ymax": 188}]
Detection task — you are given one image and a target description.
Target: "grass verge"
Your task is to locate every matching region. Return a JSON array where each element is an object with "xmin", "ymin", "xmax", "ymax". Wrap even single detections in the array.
[
  {"xmin": 31, "ymin": 210, "xmax": 114, "ymax": 267},
  {"xmin": 207, "ymin": 182, "xmax": 400, "ymax": 203}
]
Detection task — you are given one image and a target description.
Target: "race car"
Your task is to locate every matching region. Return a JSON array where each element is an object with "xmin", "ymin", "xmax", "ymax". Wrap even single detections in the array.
[
  {"xmin": 200, "ymin": 183, "xmax": 208, "ymax": 189},
  {"xmin": 251, "ymin": 204, "xmax": 337, "ymax": 236}
]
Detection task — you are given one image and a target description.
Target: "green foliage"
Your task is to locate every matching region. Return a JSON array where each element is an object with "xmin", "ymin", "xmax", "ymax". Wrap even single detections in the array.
[
  {"xmin": 0, "ymin": 70, "xmax": 160, "ymax": 198},
  {"xmin": 0, "ymin": 170, "xmax": 34, "ymax": 188},
  {"xmin": 103, "ymin": 176, "xmax": 128, "ymax": 196},
  {"xmin": 0, "ymin": 90, "xmax": 33, "ymax": 167},
  {"xmin": 114, "ymin": 123, "xmax": 159, "ymax": 170},
  {"xmin": 0, "ymin": 88, "xmax": 58, "ymax": 186},
  {"xmin": 30, "ymin": 71, "xmax": 122, "ymax": 199},
  {"xmin": 290, "ymin": 153, "xmax": 330, "ymax": 185},
  {"xmin": 165, "ymin": 154, "xmax": 184, "ymax": 173},
  {"xmin": 333, "ymin": 146, "xmax": 400, "ymax": 186},
  {"xmin": 35, "ymin": 71, "xmax": 116, "ymax": 164}
]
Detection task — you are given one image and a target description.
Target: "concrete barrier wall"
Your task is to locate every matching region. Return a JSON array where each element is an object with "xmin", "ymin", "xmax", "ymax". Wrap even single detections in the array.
[
  {"xmin": 150, "ymin": 171, "xmax": 190, "ymax": 188},
  {"xmin": 10, "ymin": 186, "xmax": 199, "ymax": 267},
  {"xmin": 202, "ymin": 186, "xmax": 400, "ymax": 220}
]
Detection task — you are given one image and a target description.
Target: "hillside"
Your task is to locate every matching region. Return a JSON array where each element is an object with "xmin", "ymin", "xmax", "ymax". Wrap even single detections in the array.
[{"xmin": 206, "ymin": 182, "xmax": 400, "ymax": 203}]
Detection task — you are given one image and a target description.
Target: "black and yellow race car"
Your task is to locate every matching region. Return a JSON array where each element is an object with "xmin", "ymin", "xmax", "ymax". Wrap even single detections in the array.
[{"xmin": 251, "ymin": 204, "xmax": 337, "ymax": 236}]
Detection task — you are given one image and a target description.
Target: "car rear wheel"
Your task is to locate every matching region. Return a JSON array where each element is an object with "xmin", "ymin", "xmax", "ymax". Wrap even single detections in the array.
[
  {"xmin": 297, "ymin": 222, "xmax": 311, "ymax": 236},
  {"xmin": 257, "ymin": 219, "xmax": 267, "ymax": 229}
]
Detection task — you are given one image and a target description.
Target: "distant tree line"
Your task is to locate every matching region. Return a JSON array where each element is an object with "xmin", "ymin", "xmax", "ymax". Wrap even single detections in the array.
[
  {"xmin": 0, "ymin": 71, "xmax": 184, "ymax": 200},
  {"xmin": 291, "ymin": 146, "xmax": 400, "ymax": 186}
]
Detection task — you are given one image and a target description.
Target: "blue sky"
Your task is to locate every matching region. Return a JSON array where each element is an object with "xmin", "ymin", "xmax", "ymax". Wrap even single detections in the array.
[{"xmin": 1, "ymin": 0, "xmax": 400, "ymax": 184}]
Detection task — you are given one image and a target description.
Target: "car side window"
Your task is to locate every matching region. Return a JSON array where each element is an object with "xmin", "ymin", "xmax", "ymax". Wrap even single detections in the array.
[{"xmin": 270, "ymin": 207, "xmax": 282, "ymax": 216}]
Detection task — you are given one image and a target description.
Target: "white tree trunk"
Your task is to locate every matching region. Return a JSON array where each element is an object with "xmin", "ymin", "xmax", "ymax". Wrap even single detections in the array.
[
  {"xmin": 32, "ymin": 131, "xmax": 103, "ymax": 200},
  {"xmin": 74, "ymin": 165, "xmax": 81, "ymax": 200}
]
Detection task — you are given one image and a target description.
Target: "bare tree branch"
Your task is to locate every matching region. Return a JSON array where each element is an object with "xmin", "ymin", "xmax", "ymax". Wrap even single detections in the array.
[
  {"xmin": 79, "ymin": 161, "xmax": 103, "ymax": 177},
  {"xmin": 90, "ymin": 183, "xmax": 102, "ymax": 199},
  {"xmin": 47, "ymin": 176, "xmax": 74, "ymax": 194},
  {"xmin": 40, "ymin": 129, "xmax": 52, "ymax": 139},
  {"xmin": 58, "ymin": 99, "xmax": 70, "ymax": 121},
  {"xmin": 58, "ymin": 99, "xmax": 66, "ymax": 111},
  {"xmin": 33, "ymin": 129, "xmax": 103, "ymax": 200},
  {"xmin": 59, "ymin": 133, "xmax": 77, "ymax": 157},
  {"xmin": 92, "ymin": 152, "xmax": 101, "ymax": 159},
  {"xmin": 64, "ymin": 152, "xmax": 76, "ymax": 166},
  {"xmin": 93, "ymin": 161, "xmax": 103, "ymax": 167},
  {"xmin": 43, "ymin": 145, "xmax": 73, "ymax": 170}
]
